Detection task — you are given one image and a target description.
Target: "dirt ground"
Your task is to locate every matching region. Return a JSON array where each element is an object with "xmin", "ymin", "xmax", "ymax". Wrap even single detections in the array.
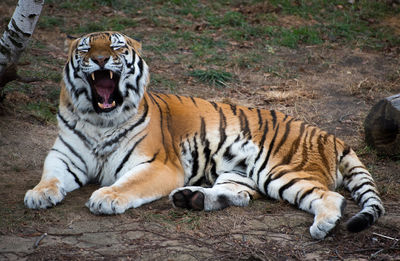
[{"xmin": 1, "ymin": 1, "xmax": 400, "ymax": 260}]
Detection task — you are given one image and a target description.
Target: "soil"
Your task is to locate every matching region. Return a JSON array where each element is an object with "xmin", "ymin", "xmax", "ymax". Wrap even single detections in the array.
[{"xmin": 1, "ymin": 2, "xmax": 400, "ymax": 261}]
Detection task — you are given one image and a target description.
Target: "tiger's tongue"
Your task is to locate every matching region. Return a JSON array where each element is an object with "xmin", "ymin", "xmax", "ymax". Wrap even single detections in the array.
[{"xmin": 95, "ymin": 78, "xmax": 115, "ymax": 106}]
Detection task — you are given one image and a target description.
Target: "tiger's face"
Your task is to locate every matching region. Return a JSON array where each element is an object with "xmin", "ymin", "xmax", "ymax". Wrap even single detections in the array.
[{"xmin": 63, "ymin": 32, "xmax": 149, "ymax": 125}]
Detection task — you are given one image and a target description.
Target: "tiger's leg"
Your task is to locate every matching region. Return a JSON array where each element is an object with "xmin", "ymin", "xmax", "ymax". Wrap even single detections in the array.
[
  {"xmin": 261, "ymin": 172, "xmax": 346, "ymax": 240},
  {"xmin": 24, "ymin": 146, "xmax": 89, "ymax": 209},
  {"xmin": 86, "ymin": 161, "xmax": 184, "ymax": 214},
  {"xmin": 170, "ymin": 173, "xmax": 261, "ymax": 211}
]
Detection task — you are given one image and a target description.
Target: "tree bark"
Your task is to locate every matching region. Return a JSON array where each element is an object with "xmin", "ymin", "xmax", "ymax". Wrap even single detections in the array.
[
  {"xmin": 0, "ymin": 0, "xmax": 44, "ymax": 88},
  {"xmin": 364, "ymin": 94, "xmax": 400, "ymax": 156}
]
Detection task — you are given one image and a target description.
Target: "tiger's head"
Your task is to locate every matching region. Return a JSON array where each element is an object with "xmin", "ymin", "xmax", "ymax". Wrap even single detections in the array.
[{"xmin": 62, "ymin": 31, "xmax": 149, "ymax": 126}]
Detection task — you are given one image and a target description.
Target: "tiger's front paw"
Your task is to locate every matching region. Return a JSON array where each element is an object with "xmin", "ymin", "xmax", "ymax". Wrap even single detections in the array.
[
  {"xmin": 86, "ymin": 187, "xmax": 130, "ymax": 215},
  {"xmin": 24, "ymin": 178, "xmax": 66, "ymax": 209}
]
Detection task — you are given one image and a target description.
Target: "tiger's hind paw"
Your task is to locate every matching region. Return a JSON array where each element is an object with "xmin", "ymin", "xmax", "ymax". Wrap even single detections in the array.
[
  {"xmin": 310, "ymin": 214, "xmax": 341, "ymax": 240},
  {"xmin": 170, "ymin": 188, "xmax": 205, "ymax": 210},
  {"xmin": 24, "ymin": 179, "xmax": 66, "ymax": 209}
]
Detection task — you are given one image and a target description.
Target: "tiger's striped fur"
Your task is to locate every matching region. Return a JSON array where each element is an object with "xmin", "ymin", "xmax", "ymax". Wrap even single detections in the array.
[{"xmin": 24, "ymin": 32, "xmax": 384, "ymax": 239}]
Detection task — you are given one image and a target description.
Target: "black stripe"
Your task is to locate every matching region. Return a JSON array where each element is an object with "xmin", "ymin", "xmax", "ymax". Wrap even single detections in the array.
[
  {"xmin": 175, "ymin": 95, "xmax": 183, "ymax": 103},
  {"xmin": 278, "ymin": 177, "xmax": 314, "ymax": 200},
  {"xmin": 153, "ymin": 93, "xmax": 168, "ymax": 106},
  {"xmin": 190, "ymin": 97, "xmax": 197, "ymax": 107},
  {"xmin": 230, "ymin": 104, "xmax": 237, "ymax": 115},
  {"xmin": 309, "ymin": 127, "xmax": 317, "ymax": 151},
  {"xmin": 126, "ymin": 83, "xmax": 139, "ymax": 95},
  {"xmin": 149, "ymin": 94, "xmax": 169, "ymax": 162},
  {"xmin": 258, "ymin": 125, "xmax": 280, "ymax": 187},
  {"xmin": 347, "ymin": 165, "xmax": 367, "ymax": 174},
  {"xmin": 114, "ymin": 134, "xmax": 147, "ymax": 178},
  {"xmin": 210, "ymin": 101, "xmax": 218, "ymax": 110},
  {"xmin": 347, "ymin": 171, "xmax": 369, "ymax": 179},
  {"xmin": 57, "ymin": 112, "xmax": 92, "ymax": 148},
  {"xmin": 356, "ymin": 188, "xmax": 376, "ymax": 204},
  {"xmin": 297, "ymin": 131, "xmax": 309, "ymax": 170},
  {"xmin": 191, "ymin": 135, "xmax": 200, "ymax": 180},
  {"xmin": 58, "ymin": 135, "xmax": 88, "ymax": 172},
  {"xmin": 200, "ymin": 117, "xmax": 212, "ymax": 172},
  {"xmin": 298, "ymin": 187, "xmax": 320, "ymax": 206},
  {"xmin": 351, "ymin": 181, "xmax": 375, "ymax": 195},
  {"xmin": 250, "ymin": 118, "xmax": 268, "ymax": 179},
  {"xmin": 135, "ymin": 58, "xmax": 143, "ymax": 90},
  {"xmin": 278, "ymin": 178, "xmax": 302, "ymax": 200},
  {"xmin": 137, "ymin": 151, "xmax": 159, "ymax": 166},
  {"xmin": 371, "ymin": 204, "xmax": 383, "ymax": 217},
  {"xmin": 50, "ymin": 148, "xmax": 86, "ymax": 175},
  {"xmin": 59, "ymin": 158, "xmax": 83, "ymax": 187},
  {"xmin": 235, "ymin": 158, "xmax": 247, "ymax": 172},
  {"xmin": 257, "ymin": 109, "xmax": 263, "ymax": 130},
  {"xmin": 223, "ymin": 146, "xmax": 235, "ymax": 161},
  {"xmin": 73, "ymin": 88, "xmax": 89, "ymax": 100},
  {"xmin": 263, "ymin": 173, "xmax": 274, "ymax": 195},
  {"xmin": 99, "ymin": 98, "xmax": 149, "ymax": 152},
  {"xmin": 239, "ymin": 109, "xmax": 251, "ymax": 138},
  {"xmin": 216, "ymin": 107, "xmax": 227, "ymax": 152},
  {"xmin": 154, "ymin": 94, "xmax": 173, "ymax": 136},
  {"xmin": 340, "ymin": 145, "xmax": 351, "ymax": 162},
  {"xmin": 147, "ymin": 92, "xmax": 157, "ymax": 104},
  {"xmin": 270, "ymin": 110, "xmax": 277, "ymax": 129},
  {"xmin": 276, "ymin": 121, "xmax": 306, "ymax": 166},
  {"xmin": 273, "ymin": 118, "xmax": 294, "ymax": 156},
  {"xmin": 200, "ymin": 117, "xmax": 207, "ymax": 142},
  {"xmin": 333, "ymin": 138, "xmax": 339, "ymax": 181},
  {"xmin": 361, "ymin": 196, "xmax": 382, "ymax": 209},
  {"xmin": 317, "ymin": 134, "xmax": 331, "ymax": 178}
]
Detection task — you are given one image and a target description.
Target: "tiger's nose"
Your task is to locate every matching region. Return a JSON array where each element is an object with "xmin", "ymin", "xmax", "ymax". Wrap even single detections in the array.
[{"xmin": 92, "ymin": 55, "xmax": 109, "ymax": 67}]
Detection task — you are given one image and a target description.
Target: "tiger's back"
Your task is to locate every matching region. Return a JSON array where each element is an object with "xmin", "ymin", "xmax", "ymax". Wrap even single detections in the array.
[{"xmin": 24, "ymin": 31, "xmax": 384, "ymax": 240}]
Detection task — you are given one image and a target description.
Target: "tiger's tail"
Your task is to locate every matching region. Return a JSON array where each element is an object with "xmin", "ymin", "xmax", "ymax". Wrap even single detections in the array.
[{"xmin": 339, "ymin": 148, "xmax": 385, "ymax": 233}]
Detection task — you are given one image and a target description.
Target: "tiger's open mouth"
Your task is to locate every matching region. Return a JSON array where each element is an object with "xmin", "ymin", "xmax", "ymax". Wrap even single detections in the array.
[{"xmin": 87, "ymin": 70, "xmax": 122, "ymax": 113}]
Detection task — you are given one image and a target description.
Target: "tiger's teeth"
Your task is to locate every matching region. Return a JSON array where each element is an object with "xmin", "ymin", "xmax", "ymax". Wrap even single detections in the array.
[
  {"xmin": 110, "ymin": 71, "xmax": 113, "ymax": 79},
  {"xmin": 98, "ymin": 102, "xmax": 104, "ymax": 109},
  {"xmin": 111, "ymin": 100, "xmax": 116, "ymax": 107},
  {"xmin": 91, "ymin": 73, "xmax": 95, "ymax": 81}
]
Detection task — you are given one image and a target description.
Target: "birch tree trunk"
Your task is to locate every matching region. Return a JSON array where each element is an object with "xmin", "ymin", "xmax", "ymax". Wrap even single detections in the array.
[{"xmin": 0, "ymin": 0, "xmax": 44, "ymax": 88}]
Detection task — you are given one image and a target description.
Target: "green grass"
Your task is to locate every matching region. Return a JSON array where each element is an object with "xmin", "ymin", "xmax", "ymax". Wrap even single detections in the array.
[
  {"xmin": 189, "ymin": 69, "xmax": 233, "ymax": 87},
  {"xmin": 266, "ymin": 26, "xmax": 323, "ymax": 48},
  {"xmin": 151, "ymin": 74, "xmax": 178, "ymax": 92},
  {"xmin": 38, "ymin": 16, "xmax": 65, "ymax": 29},
  {"xmin": 69, "ymin": 17, "xmax": 137, "ymax": 34},
  {"xmin": 24, "ymin": 102, "xmax": 58, "ymax": 123},
  {"xmin": 267, "ymin": 0, "xmax": 400, "ymax": 49}
]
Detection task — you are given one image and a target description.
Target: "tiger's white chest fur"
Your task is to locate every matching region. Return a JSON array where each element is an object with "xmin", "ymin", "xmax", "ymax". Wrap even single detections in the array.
[{"xmin": 56, "ymin": 109, "xmax": 151, "ymax": 186}]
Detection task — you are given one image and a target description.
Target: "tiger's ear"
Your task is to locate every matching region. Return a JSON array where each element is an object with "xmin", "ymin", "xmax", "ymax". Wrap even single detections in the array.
[
  {"xmin": 126, "ymin": 36, "xmax": 143, "ymax": 56},
  {"xmin": 64, "ymin": 34, "xmax": 79, "ymax": 53}
]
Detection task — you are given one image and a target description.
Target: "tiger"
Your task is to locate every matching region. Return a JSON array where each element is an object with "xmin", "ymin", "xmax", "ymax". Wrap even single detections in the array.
[{"xmin": 24, "ymin": 31, "xmax": 384, "ymax": 240}]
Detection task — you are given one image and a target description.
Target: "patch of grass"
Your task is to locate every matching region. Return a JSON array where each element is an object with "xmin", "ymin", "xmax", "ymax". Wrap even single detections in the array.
[
  {"xmin": 151, "ymin": 74, "xmax": 177, "ymax": 92},
  {"xmin": 208, "ymin": 11, "xmax": 247, "ymax": 27},
  {"xmin": 24, "ymin": 102, "xmax": 58, "ymax": 123},
  {"xmin": 227, "ymin": 24, "xmax": 270, "ymax": 41},
  {"xmin": 189, "ymin": 69, "xmax": 233, "ymax": 87},
  {"xmin": 69, "ymin": 17, "xmax": 137, "ymax": 34},
  {"xmin": 147, "ymin": 33, "xmax": 178, "ymax": 54},
  {"xmin": 268, "ymin": 0, "xmax": 399, "ymax": 49},
  {"xmin": 38, "ymin": 16, "xmax": 65, "ymax": 29},
  {"xmin": 232, "ymin": 51, "xmax": 264, "ymax": 69},
  {"xmin": 269, "ymin": 26, "xmax": 323, "ymax": 48},
  {"xmin": 48, "ymin": 0, "xmax": 135, "ymax": 11}
]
